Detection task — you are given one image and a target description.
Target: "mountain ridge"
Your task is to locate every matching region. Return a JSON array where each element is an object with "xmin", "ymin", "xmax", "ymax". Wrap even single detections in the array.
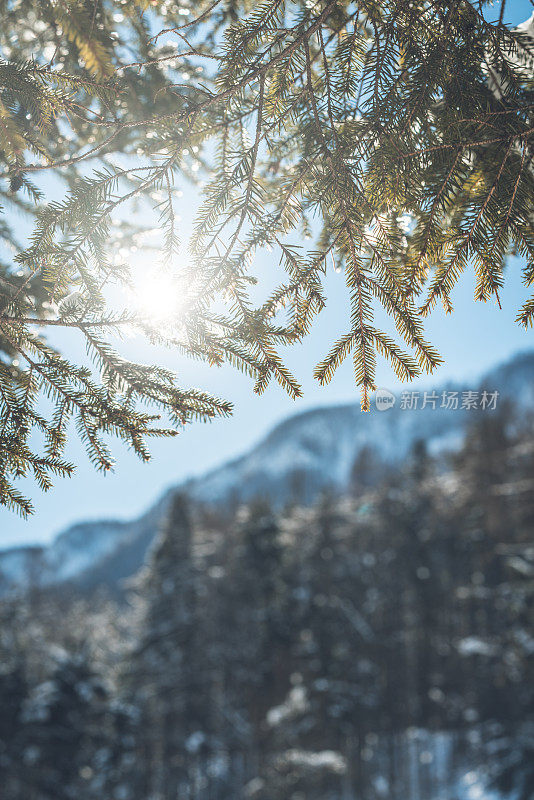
[{"xmin": 1, "ymin": 349, "xmax": 532, "ymax": 594}]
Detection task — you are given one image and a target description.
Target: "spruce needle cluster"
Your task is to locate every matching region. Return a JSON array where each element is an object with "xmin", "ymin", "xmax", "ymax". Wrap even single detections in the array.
[{"xmin": 0, "ymin": 0, "xmax": 533, "ymax": 513}]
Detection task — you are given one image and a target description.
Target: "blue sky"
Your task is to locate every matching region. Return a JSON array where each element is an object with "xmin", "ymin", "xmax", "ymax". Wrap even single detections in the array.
[{"xmin": 1, "ymin": 0, "xmax": 533, "ymax": 548}]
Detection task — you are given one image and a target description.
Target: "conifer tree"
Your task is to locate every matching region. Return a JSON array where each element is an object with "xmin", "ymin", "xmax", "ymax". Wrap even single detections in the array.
[
  {"xmin": 19, "ymin": 651, "xmax": 111, "ymax": 800},
  {"xmin": 228, "ymin": 500, "xmax": 289, "ymax": 740},
  {"xmin": 126, "ymin": 493, "xmax": 208, "ymax": 798},
  {"xmin": 1, "ymin": 1, "xmax": 534, "ymax": 513},
  {"xmin": 0, "ymin": 664, "xmax": 28, "ymax": 797}
]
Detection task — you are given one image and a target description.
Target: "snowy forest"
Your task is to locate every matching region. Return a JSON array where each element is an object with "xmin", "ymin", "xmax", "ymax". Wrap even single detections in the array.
[
  {"xmin": 1, "ymin": 403, "xmax": 533, "ymax": 800},
  {"xmin": 1, "ymin": 1, "xmax": 534, "ymax": 797}
]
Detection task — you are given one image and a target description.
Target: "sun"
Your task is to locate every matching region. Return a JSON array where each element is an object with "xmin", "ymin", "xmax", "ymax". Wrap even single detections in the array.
[{"xmin": 130, "ymin": 268, "xmax": 185, "ymax": 329}]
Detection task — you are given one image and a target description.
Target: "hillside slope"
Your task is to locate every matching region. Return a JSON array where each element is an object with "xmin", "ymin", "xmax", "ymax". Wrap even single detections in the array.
[{"xmin": 1, "ymin": 350, "xmax": 532, "ymax": 594}]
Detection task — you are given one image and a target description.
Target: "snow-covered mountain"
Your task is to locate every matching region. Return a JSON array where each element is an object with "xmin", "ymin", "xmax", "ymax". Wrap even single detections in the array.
[{"xmin": 1, "ymin": 350, "xmax": 533, "ymax": 595}]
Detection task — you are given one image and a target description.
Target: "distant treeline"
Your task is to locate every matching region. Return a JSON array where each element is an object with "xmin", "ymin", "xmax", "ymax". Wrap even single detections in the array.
[{"xmin": 0, "ymin": 404, "xmax": 533, "ymax": 800}]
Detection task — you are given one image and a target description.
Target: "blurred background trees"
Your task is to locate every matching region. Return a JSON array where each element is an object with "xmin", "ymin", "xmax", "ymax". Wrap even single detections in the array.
[{"xmin": 1, "ymin": 406, "xmax": 532, "ymax": 799}]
